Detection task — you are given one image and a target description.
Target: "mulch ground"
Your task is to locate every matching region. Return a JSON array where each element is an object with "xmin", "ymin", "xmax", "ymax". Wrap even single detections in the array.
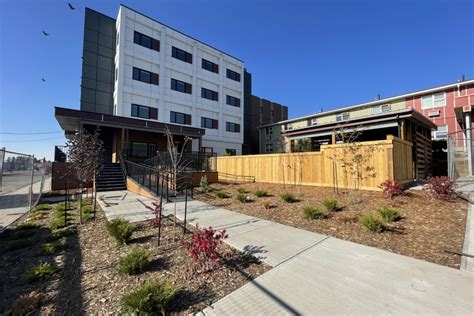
[
  {"xmin": 0, "ymin": 197, "xmax": 269, "ymax": 315},
  {"xmin": 195, "ymin": 182, "xmax": 468, "ymax": 269}
]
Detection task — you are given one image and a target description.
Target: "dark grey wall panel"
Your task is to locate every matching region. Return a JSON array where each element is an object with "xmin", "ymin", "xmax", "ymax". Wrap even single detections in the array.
[{"xmin": 80, "ymin": 8, "xmax": 116, "ymax": 114}]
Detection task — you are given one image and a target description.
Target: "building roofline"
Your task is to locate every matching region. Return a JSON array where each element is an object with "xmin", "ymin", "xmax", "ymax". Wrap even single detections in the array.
[
  {"xmin": 260, "ymin": 79, "xmax": 474, "ymax": 128},
  {"xmin": 119, "ymin": 4, "xmax": 244, "ymax": 63},
  {"xmin": 85, "ymin": 7, "xmax": 116, "ymax": 21}
]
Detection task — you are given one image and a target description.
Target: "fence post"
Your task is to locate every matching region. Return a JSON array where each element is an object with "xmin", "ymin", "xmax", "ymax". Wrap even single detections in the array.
[
  {"xmin": 156, "ymin": 170, "xmax": 159, "ymax": 196},
  {"xmin": 158, "ymin": 173, "xmax": 165, "ymax": 246},
  {"xmin": 28, "ymin": 155, "xmax": 35, "ymax": 210},
  {"xmin": 166, "ymin": 174, "xmax": 169, "ymax": 202}
]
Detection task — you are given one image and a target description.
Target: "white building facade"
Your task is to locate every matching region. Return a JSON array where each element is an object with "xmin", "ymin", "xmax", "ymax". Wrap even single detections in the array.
[{"xmin": 113, "ymin": 5, "xmax": 244, "ymax": 155}]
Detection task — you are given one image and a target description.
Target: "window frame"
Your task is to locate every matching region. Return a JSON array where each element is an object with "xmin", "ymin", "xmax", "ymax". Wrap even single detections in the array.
[
  {"xmin": 131, "ymin": 104, "xmax": 151, "ymax": 119},
  {"xmin": 265, "ymin": 143, "xmax": 273, "ymax": 152},
  {"xmin": 129, "ymin": 142, "xmax": 156, "ymax": 158},
  {"xmin": 170, "ymin": 111, "xmax": 185, "ymax": 124},
  {"xmin": 172, "ymin": 46, "xmax": 192, "ymax": 64},
  {"xmin": 171, "ymin": 78, "xmax": 191, "ymax": 94},
  {"xmin": 336, "ymin": 112, "xmax": 349, "ymax": 122},
  {"xmin": 133, "ymin": 31, "xmax": 159, "ymax": 52},
  {"xmin": 432, "ymin": 124, "xmax": 448, "ymax": 139},
  {"xmin": 133, "ymin": 67, "xmax": 158, "ymax": 85},
  {"xmin": 201, "ymin": 87, "xmax": 218, "ymax": 101},
  {"xmin": 226, "ymin": 95, "xmax": 240, "ymax": 107},
  {"xmin": 202, "ymin": 59, "xmax": 218, "ymax": 73},
  {"xmin": 226, "ymin": 69, "xmax": 241, "ymax": 82},
  {"xmin": 225, "ymin": 148, "xmax": 237, "ymax": 156},
  {"xmin": 421, "ymin": 92, "xmax": 446, "ymax": 110},
  {"xmin": 226, "ymin": 122, "xmax": 240, "ymax": 133}
]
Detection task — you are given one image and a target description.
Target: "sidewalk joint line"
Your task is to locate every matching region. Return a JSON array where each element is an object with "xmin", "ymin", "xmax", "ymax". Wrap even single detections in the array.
[{"xmin": 274, "ymin": 236, "xmax": 331, "ymax": 268}]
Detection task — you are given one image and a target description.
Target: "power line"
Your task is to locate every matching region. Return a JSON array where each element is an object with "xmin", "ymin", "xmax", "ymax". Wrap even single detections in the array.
[
  {"xmin": 0, "ymin": 136, "xmax": 65, "ymax": 143},
  {"xmin": 0, "ymin": 131, "xmax": 63, "ymax": 135}
]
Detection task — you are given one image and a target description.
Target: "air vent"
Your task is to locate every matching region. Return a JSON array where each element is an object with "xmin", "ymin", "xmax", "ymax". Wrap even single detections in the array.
[{"xmin": 428, "ymin": 110, "xmax": 440, "ymax": 117}]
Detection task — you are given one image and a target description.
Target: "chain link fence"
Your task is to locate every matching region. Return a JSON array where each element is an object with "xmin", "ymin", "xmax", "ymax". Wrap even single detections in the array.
[{"xmin": 447, "ymin": 129, "xmax": 474, "ymax": 200}]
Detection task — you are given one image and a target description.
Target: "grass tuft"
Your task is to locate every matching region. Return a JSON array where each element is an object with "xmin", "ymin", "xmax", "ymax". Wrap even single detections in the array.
[
  {"xmin": 322, "ymin": 198, "xmax": 339, "ymax": 212},
  {"xmin": 359, "ymin": 214, "xmax": 385, "ymax": 233},
  {"xmin": 237, "ymin": 187, "xmax": 246, "ymax": 194},
  {"xmin": 377, "ymin": 207, "xmax": 401, "ymax": 222},
  {"xmin": 117, "ymin": 247, "xmax": 153, "ymax": 275},
  {"xmin": 236, "ymin": 193, "xmax": 250, "ymax": 203},
  {"xmin": 255, "ymin": 189, "xmax": 268, "ymax": 198},
  {"xmin": 121, "ymin": 279, "xmax": 180, "ymax": 315},
  {"xmin": 302, "ymin": 206, "xmax": 326, "ymax": 220},
  {"xmin": 37, "ymin": 242, "xmax": 64, "ymax": 256},
  {"xmin": 22, "ymin": 262, "xmax": 59, "ymax": 283},
  {"xmin": 281, "ymin": 193, "xmax": 298, "ymax": 203},
  {"xmin": 17, "ymin": 222, "xmax": 41, "ymax": 230},
  {"xmin": 106, "ymin": 218, "xmax": 135, "ymax": 245},
  {"xmin": 214, "ymin": 191, "xmax": 229, "ymax": 199}
]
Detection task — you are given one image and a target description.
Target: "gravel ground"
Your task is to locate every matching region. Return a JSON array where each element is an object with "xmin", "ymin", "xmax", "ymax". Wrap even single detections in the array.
[{"xmin": 195, "ymin": 182, "xmax": 468, "ymax": 269}]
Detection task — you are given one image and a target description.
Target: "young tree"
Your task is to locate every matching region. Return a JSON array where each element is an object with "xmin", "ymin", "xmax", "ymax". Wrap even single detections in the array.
[
  {"xmin": 68, "ymin": 128, "xmax": 104, "ymax": 221},
  {"xmin": 164, "ymin": 126, "xmax": 191, "ymax": 228}
]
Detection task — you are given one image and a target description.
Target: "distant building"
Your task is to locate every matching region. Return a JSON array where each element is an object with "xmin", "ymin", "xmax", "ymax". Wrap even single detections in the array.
[{"xmin": 243, "ymin": 95, "xmax": 288, "ymax": 154}]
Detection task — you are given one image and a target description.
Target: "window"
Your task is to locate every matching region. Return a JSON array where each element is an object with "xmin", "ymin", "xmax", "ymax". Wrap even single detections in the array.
[
  {"xmin": 265, "ymin": 143, "xmax": 273, "ymax": 152},
  {"xmin": 201, "ymin": 117, "xmax": 218, "ymax": 129},
  {"xmin": 432, "ymin": 125, "xmax": 448, "ymax": 139},
  {"xmin": 129, "ymin": 142, "xmax": 156, "ymax": 158},
  {"xmin": 310, "ymin": 118, "xmax": 318, "ymax": 126},
  {"xmin": 226, "ymin": 95, "xmax": 240, "ymax": 107},
  {"xmin": 131, "ymin": 104, "xmax": 150, "ymax": 119},
  {"xmin": 133, "ymin": 67, "xmax": 159, "ymax": 85},
  {"xmin": 265, "ymin": 127, "xmax": 273, "ymax": 135},
  {"xmin": 202, "ymin": 59, "xmax": 218, "ymax": 73},
  {"xmin": 201, "ymin": 147, "xmax": 213, "ymax": 154},
  {"xmin": 336, "ymin": 112, "xmax": 349, "ymax": 122},
  {"xmin": 287, "ymin": 124, "xmax": 293, "ymax": 130},
  {"xmin": 226, "ymin": 122, "xmax": 240, "ymax": 133},
  {"xmin": 225, "ymin": 148, "xmax": 236, "ymax": 156},
  {"xmin": 226, "ymin": 69, "xmax": 241, "ymax": 82},
  {"xmin": 201, "ymin": 88, "xmax": 218, "ymax": 101},
  {"xmin": 421, "ymin": 92, "xmax": 446, "ymax": 109},
  {"xmin": 372, "ymin": 104, "xmax": 391, "ymax": 114},
  {"xmin": 171, "ymin": 79, "xmax": 192, "ymax": 94},
  {"xmin": 170, "ymin": 111, "xmax": 191, "ymax": 125},
  {"xmin": 133, "ymin": 31, "xmax": 160, "ymax": 52},
  {"xmin": 172, "ymin": 46, "xmax": 192, "ymax": 63}
]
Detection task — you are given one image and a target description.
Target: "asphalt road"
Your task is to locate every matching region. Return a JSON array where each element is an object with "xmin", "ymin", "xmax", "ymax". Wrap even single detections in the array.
[{"xmin": 0, "ymin": 171, "xmax": 44, "ymax": 195}]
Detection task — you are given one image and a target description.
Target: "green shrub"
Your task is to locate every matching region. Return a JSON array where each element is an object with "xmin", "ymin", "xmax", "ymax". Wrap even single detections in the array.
[
  {"xmin": 81, "ymin": 205, "xmax": 93, "ymax": 213},
  {"xmin": 199, "ymin": 175, "xmax": 208, "ymax": 193},
  {"xmin": 302, "ymin": 206, "xmax": 326, "ymax": 220},
  {"xmin": 7, "ymin": 239, "xmax": 33, "ymax": 251},
  {"xmin": 121, "ymin": 279, "xmax": 180, "ymax": 315},
  {"xmin": 359, "ymin": 214, "xmax": 385, "ymax": 233},
  {"xmin": 22, "ymin": 262, "xmax": 59, "ymax": 283},
  {"xmin": 50, "ymin": 217, "xmax": 71, "ymax": 230},
  {"xmin": 81, "ymin": 212, "xmax": 94, "ymax": 220},
  {"xmin": 17, "ymin": 222, "xmax": 41, "ymax": 230},
  {"xmin": 34, "ymin": 204, "xmax": 51, "ymax": 212},
  {"xmin": 281, "ymin": 193, "xmax": 298, "ymax": 203},
  {"xmin": 46, "ymin": 228, "xmax": 75, "ymax": 241},
  {"xmin": 237, "ymin": 187, "xmax": 246, "ymax": 194},
  {"xmin": 377, "ymin": 207, "xmax": 401, "ymax": 222},
  {"xmin": 236, "ymin": 193, "xmax": 249, "ymax": 203},
  {"xmin": 37, "ymin": 242, "xmax": 64, "ymax": 256},
  {"xmin": 55, "ymin": 202, "xmax": 66, "ymax": 212},
  {"xmin": 322, "ymin": 198, "xmax": 339, "ymax": 212},
  {"xmin": 214, "ymin": 191, "xmax": 228, "ymax": 199},
  {"xmin": 255, "ymin": 189, "xmax": 268, "ymax": 198},
  {"xmin": 82, "ymin": 197, "xmax": 92, "ymax": 205},
  {"xmin": 106, "ymin": 218, "xmax": 135, "ymax": 245},
  {"xmin": 117, "ymin": 247, "xmax": 153, "ymax": 275}
]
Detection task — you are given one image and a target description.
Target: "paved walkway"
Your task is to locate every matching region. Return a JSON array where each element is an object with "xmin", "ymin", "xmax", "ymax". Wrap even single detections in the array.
[
  {"xmin": 0, "ymin": 177, "xmax": 50, "ymax": 232},
  {"xmin": 96, "ymin": 190, "xmax": 155, "ymax": 223},
  {"xmin": 97, "ymin": 191, "xmax": 474, "ymax": 314}
]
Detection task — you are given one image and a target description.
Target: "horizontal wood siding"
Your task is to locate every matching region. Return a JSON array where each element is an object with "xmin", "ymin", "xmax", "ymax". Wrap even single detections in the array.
[{"xmin": 211, "ymin": 135, "xmax": 414, "ymax": 191}]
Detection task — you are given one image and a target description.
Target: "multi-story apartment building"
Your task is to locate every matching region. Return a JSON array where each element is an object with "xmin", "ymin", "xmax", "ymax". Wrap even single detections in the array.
[
  {"xmin": 243, "ymin": 95, "xmax": 288, "ymax": 154},
  {"xmin": 56, "ymin": 5, "xmax": 246, "ymax": 161},
  {"xmin": 259, "ymin": 79, "xmax": 474, "ymax": 178}
]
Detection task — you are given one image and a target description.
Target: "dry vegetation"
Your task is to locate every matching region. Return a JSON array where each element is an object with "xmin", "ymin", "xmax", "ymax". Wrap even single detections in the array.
[{"xmin": 196, "ymin": 182, "xmax": 468, "ymax": 268}]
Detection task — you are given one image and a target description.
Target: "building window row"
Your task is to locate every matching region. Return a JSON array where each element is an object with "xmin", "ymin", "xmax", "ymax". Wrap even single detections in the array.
[
  {"xmin": 172, "ymin": 46, "xmax": 193, "ymax": 64},
  {"xmin": 129, "ymin": 142, "xmax": 156, "ymax": 158},
  {"xmin": 226, "ymin": 122, "xmax": 240, "ymax": 133},
  {"xmin": 226, "ymin": 95, "xmax": 240, "ymax": 107},
  {"xmin": 170, "ymin": 111, "xmax": 191, "ymax": 125},
  {"xmin": 171, "ymin": 78, "xmax": 192, "ymax": 94},
  {"xmin": 226, "ymin": 69, "xmax": 241, "ymax": 82},
  {"xmin": 133, "ymin": 67, "xmax": 159, "ymax": 85},
  {"xmin": 201, "ymin": 117, "xmax": 218, "ymax": 129},
  {"xmin": 202, "ymin": 59, "xmax": 219, "ymax": 74},
  {"xmin": 336, "ymin": 112, "xmax": 349, "ymax": 122},
  {"xmin": 134, "ymin": 31, "xmax": 160, "ymax": 52}
]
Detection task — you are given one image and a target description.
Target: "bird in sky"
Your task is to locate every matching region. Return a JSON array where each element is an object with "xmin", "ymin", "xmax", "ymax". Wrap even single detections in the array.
[
  {"xmin": 68, "ymin": 3, "xmax": 75, "ymax": 10},
  {"xmin": 42, "ymin": 78, "xmax": 46, "ymax": 82},
  {"xmin": 42, "ymin": 30, "xmax": 49, "ymax": 36}
]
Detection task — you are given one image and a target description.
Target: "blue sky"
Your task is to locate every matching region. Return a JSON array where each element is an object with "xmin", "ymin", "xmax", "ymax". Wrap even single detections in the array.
[{"xmin": 0, "ymin": 0, "xmax": 473, "ymax": 160}]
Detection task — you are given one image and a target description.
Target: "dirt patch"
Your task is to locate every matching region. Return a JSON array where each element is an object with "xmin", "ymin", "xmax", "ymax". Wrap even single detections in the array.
[
  {"xmin": 0, "ymin": 198, "xmax": 269, "ymax": 314},
  {"xmin": 196, "ymin": 182, "xmax": 468, "ymax": 269}
]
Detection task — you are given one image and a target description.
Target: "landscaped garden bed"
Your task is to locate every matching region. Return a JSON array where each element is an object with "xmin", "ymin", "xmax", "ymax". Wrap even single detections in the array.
[
  {"xmin": 195, "ymin": 181, "xmax": 468, "ymax": 269},
  {"xmin": 0, "ymin": 197, "xmax": 269, "ymax": 314}
]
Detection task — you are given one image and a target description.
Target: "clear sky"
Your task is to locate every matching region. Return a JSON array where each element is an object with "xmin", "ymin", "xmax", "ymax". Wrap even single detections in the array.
[{"xmin": 1, "ymin": 0, "xmax": 473, "ymax": 160}]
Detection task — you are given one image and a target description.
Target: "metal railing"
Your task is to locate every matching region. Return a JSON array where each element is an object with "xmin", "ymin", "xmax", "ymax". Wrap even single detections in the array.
[
  {"xmin": 143, "ymin": 151, "xmax": 217, "ymax": 172},
  {"xmin": 447, "ymin": 128, "xmax": 474, "ymax": 181}
]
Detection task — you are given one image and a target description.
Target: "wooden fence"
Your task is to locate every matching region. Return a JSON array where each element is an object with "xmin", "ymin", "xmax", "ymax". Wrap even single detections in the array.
[{"xmin": 210, "ymin": 135, "xmax": 414, "ymax": 191}]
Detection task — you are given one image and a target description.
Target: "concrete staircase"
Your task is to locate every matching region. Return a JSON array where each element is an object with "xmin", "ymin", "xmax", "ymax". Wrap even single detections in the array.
[{"xmin": 96, "ymin": 163, "xmax": 127, "ymax": 192}]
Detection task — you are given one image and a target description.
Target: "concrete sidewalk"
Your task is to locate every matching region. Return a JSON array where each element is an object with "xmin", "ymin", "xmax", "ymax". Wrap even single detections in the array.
[
  {"xmin": 162, "ymin": 200, "xmax": 474, "ymax": 315},
  {"xmin": 0, "ymin": 177, "xmax": 51, "ymax": 232},
  {"xmin": 96, "ymin": 190, "xmax": 155, "ymax": 223}
]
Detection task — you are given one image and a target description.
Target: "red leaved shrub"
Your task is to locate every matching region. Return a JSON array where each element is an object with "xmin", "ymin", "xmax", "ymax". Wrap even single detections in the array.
[
  {"xmin": 181, "ymin": 225, "xmax": 228, "ymax": 273},
  {"xmin": 146, "ymin": 202, "xmax": 162, "ymax": 228},
  {"xmin": 425, "ymin": 176, "xmax": 456, "ymax": 200},
  {"xmin": 379, "ymin": 180, "xmax": 403, "ymax": 198}
]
